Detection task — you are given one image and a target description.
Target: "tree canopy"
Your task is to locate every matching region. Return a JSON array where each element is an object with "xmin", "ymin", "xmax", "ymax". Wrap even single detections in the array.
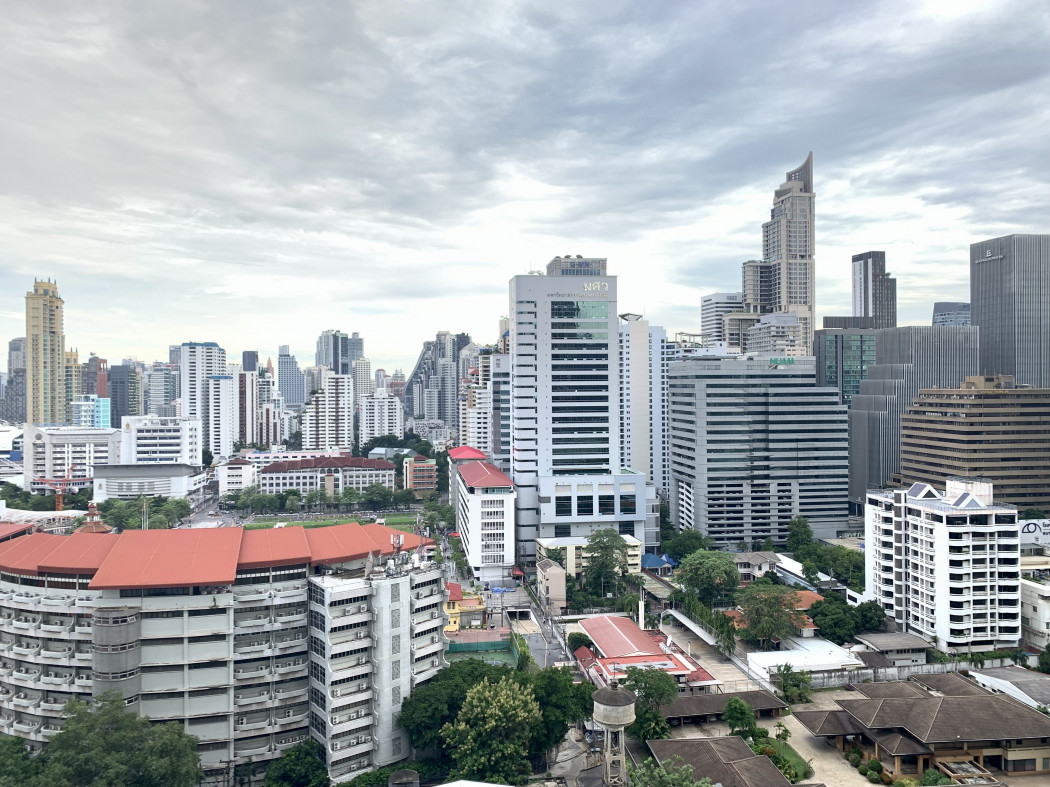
[
  {"xmin": 583, "ymin": 529, "xmax": 630, "ymax": 596},
  {"xmin": 0, "ymin": 691, "xmax": 203, "ymax": 787},
  {"xmin": 263, "ymin": 739, "xmax": 330, "ymax": 787},
  {"xmin": 624, "ymin": 665, "xmax": 678, "ymax": 740},
  {"xmin": 784, "ymin": 515, "xmax": 865, "ymax": 592},
  {"xmin": 661, "ymin": 530, "xmax": 715, "ymax": 562},
  {"xmin": 806, "ymin": 593, "xmax": 887, "ymax": 645},
  {"xmin": 676, "ymin": 550, "xmax": 739, "ymax": 606},
  {"xmin": 736, "ymin": 584, "xmax": 804, "ymax": 649},
  {"xmin": 723, "ymin": 696, "xmax": 757, "ymax": 736},
  {"xmin": 441, "ymin": 677, "xmax": 542, "ymax": 785},
  {"xmin": 631, "ymin": 757, "xmax": 713, "ymax": 787}
]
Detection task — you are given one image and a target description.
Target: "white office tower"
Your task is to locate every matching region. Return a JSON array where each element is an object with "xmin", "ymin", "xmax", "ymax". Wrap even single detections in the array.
[
  {"xmin": 302, "ymin": 373, "xmax": 355, "ymax": 451},
  {"xmin": 352, "ymin": 358, "xmax": 374, "ymax": 411},
  {"xmin": 238, "ymin": 371, "xmax": 260, "ymax": 446},
  {"xmin": 144, "ymin": 363, "xmax": 179, "ymax": 417},
  {"xmin": 277, "ymin": 346, "xmax": 306, "ymax": 409},
  {"xmin": 865, "ymin": 478, "xmax": 1021, "ymax": 654},
  {"xmin": 178, "ymin": 341, "xmax": 227, "ymax": 428},
  {"xmin": 700, "ymin": 292, "xmax": 744, "ymax": 346},
  {"xmin": 360, "ymin": 390, "xmax": 404, "ymax": 446},
  {"xmin": 453, "ymin": 460, "xmax": 516, "ymax": 586},
  {"xmin": 509, "ymin": 257, "xmax": 648, "ymax": 567},
  {"xmin": 206, "ymin": 375, "xmax": 238, "ymax": 460},
  {"xmin": 669, "ymin": 355, "xmax": 848, "ymax": 545},
  {"xmin": 423, "ymin": 382, "xmax": 440, "ymax": 421},
  {"xmin": 618, "ymin": 315, "xmax": 671, "ymax": 498},
  {"xmin": 119, "ymin": 415, "xmax": 203, "ymax": 466}
]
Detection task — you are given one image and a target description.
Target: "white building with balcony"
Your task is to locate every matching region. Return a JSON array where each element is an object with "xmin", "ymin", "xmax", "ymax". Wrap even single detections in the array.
[
  {"xmin": 0, "ymin": 522, "xmax": 446, "ymax": 785},
  {"xmin": 452, "ymin": 461, "xmax": 516, "ymax": 587},
  {"xmin": 864, "ymin": 477, "xmax": 1021, "ymax": 654}
]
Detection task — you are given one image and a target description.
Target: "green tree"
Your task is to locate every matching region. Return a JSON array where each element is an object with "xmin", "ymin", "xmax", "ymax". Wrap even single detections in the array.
[
  {"xmin": 722, "ymin": 696, "xmax": 757, "ymax": 737},
  {"xmin": 340, "ymin": 486, "xmax": 361, "ymax": 510},
  {"xmin": 567, "ymin": 632, "xmax": 593, "ymax": 652},
  {"xmin": 441, "ymin": 677, "xmax": 542, "ymax": 785},
  {"xmin": 584, "ymin": 529, "xmax": 629, "ymax": 596},
  {"xmin": 0, "ymin": 733, "xmax": 41, "ymax": 786},
  {"xmin": 774, "ymin": 720, "xmax": 791, "ymax": 743},
  {"xmin": 920, "ymin": 768, "xmax": 953, "ymax": 786},
  {"xmin": 362, "ymin": 483, "xmax": 394, "ymax": 511},
  {"xmin": 392, "ymin": 488, "xmax": 416, "ymax": 509},
  {"xmin": 1022, "ymin": 508, "xmax": 1046, "ymax": 519},
  {"xmin": 285, "ymin": 431, "xmax": 302, "ymax": 450},
  {"xmin": 624, "ymin": 665, "xmax": 678, "ymax": 740},
  {"xmin": 528, "ymin": 667, "xmax": 594, "ymax": 758},
  {"xmin": 785, "ymin": 515, "xmax": 813, "ymax": 554},
  {"xmin": 662, "ymin": 530, "xmax": 716, "ymax": 562},
  {"xmin": 201, "ymin": 448, "xmax": 214, "ymax": 467},
  {"xmin": 39, "ymin": 692, "xmax": 202, "ymax": 787},
  {"xmin": 676, "ymin": 550, "xmax": 740, "ymax": 606},
  {"xmin": 658, "ymin": 500, "xmax": 674, "ymax": 542},
  {"xmin": 631, "ymin": 758, "xmax": 713, "ymax": 787},
  {"xmin": 771, "ymin": 663, "xmax": 812, "ymax": 703},
  {"xmin": 856, "ymin": 600, "xmax": 888, "ymax": 633},
  {"xmin": 543, "ymin": 547, "xmax": 566, "ymax": 569},
  {"xmin": 737, "ymin": 584, "xmax": 804, "ymax": 649},
  {"xmin": 264, "ymin": 738, "xmax": 330, "ymax": 787},
  {"xmin": 807, "ymin": 599, "xmax": 857, "ymax": 645}
]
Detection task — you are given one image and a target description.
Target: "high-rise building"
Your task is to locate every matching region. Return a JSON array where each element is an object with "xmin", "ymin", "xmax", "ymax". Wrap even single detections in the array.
[
  {"xmin": 509, "ymin": 257, "xmax": 651, "ymax": 564},
  {"xmin": 241, "ymin": 350, "xmax": 259, "ymax": 373},
  {"xmin": 63, "ymin": 349, "xmax": 81, "ymax": 420},
  {"xmin": 893, "ymin": 375, "xmax": 1050, "ymax": 512},
  {"xmin": 351, "ymin": 358, "xmax": 374, "ymax": 412},
  {"xmin": 7, "ymin": 338, "xmax": 26, "ymax": 375},
  {"xmin": 0, "ymin": 338, "xmax": 28, "ymax": 424},
  {"xmin": 700, "ymin": 292, "xmax": 744, "ymax": 346},
  {"xmin": 760, "ymin": 153, "xmax": 816, "ymax": 352},
  {"xmin": 453, "ymin": 460, "xmax": 516, "ymax": 586},
  {"xmin": 22, "ymin": 424, "xmax": 121, "ymax": 493},
  {"xmin": 301, "ymin": 373, "xmax": 354, "ymax": 451},
  {"xmin": 107, "ymin": 363, "xmax": 142, "ymax": 428},
  {"xmin": 277, "ymin": 346, "xmax": 306, "ymax": 408},
  {"xmin": 25, "ymin": 280, "xmax": 67, "ymax": 425},
  {"xmin": 971, "ymin": 234, "xmax": 1050, "ymax": 389},
  {"xmin": 316, "ymin": 330, "xmax": 351, "ymax": 374},
  {"xmin": 119, "ymin": 414, "xmax": 203, "ymax": 466},
  {"xmin": 81, "ymin": 354, "xmax": 108, "ymax": 398},
  {"xmin": 814, "ymin": 327, "xmax": 879, "ymax": 405},
  {"xmin": 852, "ymin": 251, "xmax": 897, "ymax": 329},
  {"xmin": 178, "ymin": 342, "xmax": 226, "ymax": 424},
  {"xmin": 360, "ymin": 389, "xmax": 404, "ymax": 446},
  {"xmin": 669, "ymin": 355, "xmax": 849, "ymax": 544},
  {"xmin": 237, "ymin": 371, "xmax": 260, "ymax": 446},
  {"xmin": 143, "ymin": 362, "xmax": 179, "ymax": 417},
  {"xmin": 932, "ymin": 302, "xmax": 971, "ymax": 326},
  {"xmin": 206, "ymin": 375, "xmax": 237, "ymax": 460},
  {"xmin": 744, "ymin": 313, "xmax": 805, "ymax": 356},
  {"xmin": 347, "ymin": 332, "xmax": 364, "ymax": 366},
  {"xmin": 865, "ymin": 478, "xmax": 1020, "ymax": 654},
  {"xmin": 70, "ymin": 394, "xmax": 111, "ymax": 428},
  {"xmin": 848, "ymin": 326, "xmax": 980, "ymax": 506},
  {"xmin": 618, "ymin": 315, "xmax": 671, "ymax": 499},
  {"xmin": 405, "ymin": 332, "xmax": 470, "ymax": 429}
]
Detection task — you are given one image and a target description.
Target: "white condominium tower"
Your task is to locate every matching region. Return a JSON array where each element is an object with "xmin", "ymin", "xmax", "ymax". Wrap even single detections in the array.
[
  {"xmin": 302, "ymin": 372, "xmax": 355, "ymax": 451},
  {"xmin": 360, "ymin": 390, "xmax": 404, "ymax": 446},
  {"xmin": 510, "ymin": 257, "xmax": 649, "ymax": 566},
  {"xmin": 761, "ymin": 152, "xmax": 816, "ymax": 353},
  {"xmin": 178, "ymin": 342, "xmax": 227, "ymax": 432}
]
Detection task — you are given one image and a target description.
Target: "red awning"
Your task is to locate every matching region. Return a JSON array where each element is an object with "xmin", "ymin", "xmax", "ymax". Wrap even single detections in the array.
[{"xmin": 511, "ymin": 566, "xmax": 524, "ymax": 577}]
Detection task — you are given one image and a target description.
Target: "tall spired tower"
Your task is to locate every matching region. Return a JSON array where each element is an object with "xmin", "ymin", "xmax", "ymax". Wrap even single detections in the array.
[{"xmin": 25, "ymin": 280, "xmax": 67, "ymax": 425}]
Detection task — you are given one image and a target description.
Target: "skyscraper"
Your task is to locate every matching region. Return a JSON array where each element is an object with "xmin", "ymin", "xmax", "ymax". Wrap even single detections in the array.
[
  {"xmin": 241, "ymin": 350, "xmax": 259, "ymax": 373},
  {"xmin": 82, "ymin": 354, "xmax": 109, "ymax": 398},
  {"xmin": 932, "ymin": 302, "xmax": 971, "ymax": 326},
  {"xmin": 618, "ymin": 314, "xmax": 671, "ymax": 499},
  {"xmin": 63, "ymin": 349, "xmax": 81, "ymax": 419},
  {"xmin": 971, "ymin": 234, "xmax": 1050, "ymax": 388},
  {"xmin": 178, "ymin": 342, "xmax": 227, "ymax": 453},
  {"xmin": 347, "ymin": 332, "xmax": 364, "ymax": 365},
  {"xmin": 315, "ymin": 330, "xmax": 350, "ymax": 374},
  {"xmin": 814, "ymin": 326, "xmax": 878, "ymax": 405},
  {"xmin": 25, "ymin": 280, "xmax": 67, "ymax": 425},
  {"xmin": 0, "ymin": 338, "xmax": 27, "ymax": 424},
  {"xmin": 700, "ymin": 292, "xmax": 743, "ymax": 346},
  {"xmin": 237, "ymin": 371, "xmax": 260, "ymax": 446},
  {"xmin": 277, "ymin": 345, "xmax": 306, "ymax": 408},
  {"xmin": 108, "ymin": 363, "xmax": 142, "ymax": 428},
  {"xmin": 7, "ymin": 338, "xmax": 26, "ymax": 375},
  {"xmin": 206, "ymin": 375, "xmax": 237, "ymax": 459},
  {"xmin": 851, "ymin": 251, "xmax": 897, "ymax": 329},
  {"xmin": 301, "ymin": 372, "xmax": 354, "ymax": 450},
  {"xmin": 761, "ymin": 153, "xmax": 816, "ymax": 352},
  {"xmin": 351, "ymin": 358, "xmax": 374, "ymax": 412}
]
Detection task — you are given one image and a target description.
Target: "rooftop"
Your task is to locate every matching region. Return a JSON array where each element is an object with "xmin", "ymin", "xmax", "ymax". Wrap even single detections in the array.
[
  {"xmin": 580, "ymin": 615, "xmax": 660, "ymax": 659},
  {"xmin": 261, "ymin": 456, "xmax": 394, "ymax": 473},
  {"xmin": 647, "ymin": 737, "xmax": 791, "ymax": 787},
  {"xmin": 457, "ymin": 461, "xmax": 514, "ymax": 489},
  {"xmin": 448, "ymin": 446, "xmax": 488, "ymax": 461},
  {"xmin": 854, "ymin": 632, "xmax": 931, "ymax": 651},
  {"xmin": 972, "ymin": 665, "xmax": 1050, "ymax": 705}
]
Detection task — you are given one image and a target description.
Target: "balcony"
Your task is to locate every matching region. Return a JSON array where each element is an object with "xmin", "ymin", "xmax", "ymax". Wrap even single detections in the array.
[
  {"xmin": 234, "ymin": 740, "xmax": 271, "ymax": 757},
  {"xmin": 12, "ymin": 719, "xmax": 41, "ymax": 734},
  {"xmin": 274, "ymin": 635, "xmax": 306, "ymax": 651},
  {"xmin": 234, "ymin": 715, "xmax": 269, "ymax": 732},
  {"xmin": 13, "ymin": 642, "xmax": 41, "ymax": 656},
  {"xmin": 10, "ymin": 668, "xmax": 41, "ymax": 685},
  {"xmin": 74, "ymin": 650, "xmax": 91, "ymax": 662},
  {"xmin": 273, "ymin": 583, "xmax": 307, "ymax": 600},
  {"xmin": 274, "ymin": 609, "xmax": 307, "ymax": 624},
  {"xmin": 234, "ymin": 690, "xmax": 270, "ymax": 706},
  {"xmin": 41, "ymin": 672, "xmax": 73, "ymax": 686},
  {"xmin": 233, "ymin": 588, "xmax": 271, "ymax": 603},
  {"xmin": 74, "ymin": 675, "xmax": 92, "ymax": 687},
  {"xmin": 234, "ymin": 614, "xmax": 270, "ymax": 629},
  {"xmin": 40, "ymin": 619, "xmax": 73, "ymax": 634},
  {"xmin": 275, "ymin": 707, "xmax": 309, "ymax": 725},
  {"xmin": 273, "ymin": 683, "xmax": 308, "ymax": 701},
  {"xmin": 40, "ymin": 697, "xmax": 66, "ymax": 712},
  {"xmin": 330, "ymin": 682, "xmax": 370, "ymax": 702},
  {"xmin": 41, "ymin": 646, "xmax": 73, "ymax": 660},
  {"xmin": 12, "ymin": 618, "xmax": 38, "ymax": 631},
  {"xmin": 331, "ymin": 710, "xmax": 372, "ymax": 730},
  {"xmin": 41, "ymin": 724, "xmax": 62, "ymax": 737},
  {"xmin": 274, "ymin": 659, "xmax": 306, "ymax": 675},
  {"xmin": 234, "ymin": 640, "xmax": 271, "ymax": 655},
  {"xmin": 11, "ymin": 692, "xmax": 40, "ymax": 709},
  {"xmin": 234, "ymin": 665, "xmax": 270, "ymax": 680},
  {"xmin": 275, "ymin": 734, "xmax": 308, "ymax": 751}
]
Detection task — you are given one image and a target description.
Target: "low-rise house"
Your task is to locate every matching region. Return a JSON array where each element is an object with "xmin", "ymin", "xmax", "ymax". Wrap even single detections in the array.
[
  {"xmin": 536, "ymin": 558, "xmax": 567, "ymax": 614},
  {"xmin": 852, "ymin": 632, "xmax": 929, "ymax": 667},
  {"xmin": 216, "ymin": 457, "xmax": 258, "ymax": 496},
  {"xmin": 659, "ymin": 690, "xmax": 787, "ymax": 726},
  {"xmin": 646, "ymin": 737, "xmax": 792, "ymax": 787},
  {"xmin": 641, "ymin": 553, "xmax": 675, "ymax": 577},
  {"xmin": 733, "ymin": 551, "xmax": 780, "ymax": 584},
  {"xmin": 443, "ymin": 582, "xmax": 486, "ymax": 632},
  {"xmin": 795, "ymin": 674, "xmax": 1050, "ymax": 780}
]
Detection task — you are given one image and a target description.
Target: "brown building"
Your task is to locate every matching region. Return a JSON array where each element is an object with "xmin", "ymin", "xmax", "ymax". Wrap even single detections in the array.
[{"xmin": 893, "ymin": 375, "xmax": 1050, "ymax": 512}]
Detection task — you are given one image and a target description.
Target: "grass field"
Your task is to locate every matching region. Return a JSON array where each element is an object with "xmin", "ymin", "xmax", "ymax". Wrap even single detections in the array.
[
  {"xmin": 769, "ymin": 738, "xmax": 811, "ymax": 781},
  {"xmin": 242, "ymin": 513, "xmax": 421, "ymax": 532}
]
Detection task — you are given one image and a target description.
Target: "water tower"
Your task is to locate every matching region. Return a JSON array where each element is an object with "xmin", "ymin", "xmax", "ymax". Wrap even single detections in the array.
[{"xmin": 592, "ymin": 682, "xmax": 636, "ymax": 787}]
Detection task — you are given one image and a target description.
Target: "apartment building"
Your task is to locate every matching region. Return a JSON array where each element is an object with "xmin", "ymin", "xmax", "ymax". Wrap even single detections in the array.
[
  {"xmin": 453, "ymin": 461, "xmax": 516, "ymax": 586},
  {"xmin": 864, "ymin": 478, "xmax": 1021, "ymax": 654},
  {"xmin": 258, "ymin": 457, "xmax": 395, "ymax": 496},
  {"xmin": 403, "ymin": 456, "xmax": 437, "ymax": 493},
  {"xmin": 360, "ymin": 391, "xmax": 403, "ymax": 447},
  {"xmin": 0, "ymin": 522, "xmax": 447, "ymax": 784}
]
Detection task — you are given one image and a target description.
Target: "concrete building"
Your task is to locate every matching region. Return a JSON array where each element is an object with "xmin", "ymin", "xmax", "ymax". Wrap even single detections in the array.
[
  {"xmin": 971, "ymin": 234, "xmax": 1050, "ymax": 389},
  {"xmin": 241, "ymin": 350, "xmax": 259, "ymax": 373},
  {"xmin": 63, "ymin": 350, "xmax": 81, "ymax": 421},
  {"xmin": 851, "ymin": 251, "xmax": 896, "ymax": 329},
  {"xmin": 700, "ymin": 292, "xmax": 743, "ymax": 346},
  {"xmin": 25, "ymin": 281, "xmax": 66, "ymax": 425},
  {"xmin": 813, "ymin": 326, "xmax": 878, "ymax": 406},
  {"xmin": 237, "ymin": 371, "xmax": 260, "ymax": 447},
  {"xmin": 453, "ymin": 460, "xmax": 515, "ymax": 586},
  {"xmin": 893, "ymin": 376, "xmax": 1050, "ymax": 513},
  {"xmin": 509, "ymin": 257, "xmax": 648, "ymax": 566},
  {"xmin": 0, "ymin": 522, "xmax": 446, "ymax": 784},
  {"xmin": 178, "ymin": 342, "xmax": 226, "ymax": 456},
  {"xmin": 144, "ymin": 363, "xmax": 179, "ymax": 417},
  {"xmin": 351, "ymin": 358, "xmax": 374, "ymax": 413},
  {"xmin": 346, "ymin": 333, "xmax": 363, "ymax": 366},
  {"xmin": 206, "ymin": 375, "xmax": 237, "ymax": 461},
  {"xmin": 316, "ymin": 330, "xmax": 351, "ymax": 375},
  {"xmin": 535, "ymin": 558, "xmax": 567, "ymax": 614},
  {"xmin": 216, "ymin": 458, "xmax": 258, "ymax": 496},
  {"xmin": 81, "ymin": 354, "xmax": 108, "ymax": 399},
  {"xmin": 535, "ymin": 534, "xmax": 642, "ymax": 585},
  {"xmin": 258, "ymin": 457, "xmax": 395, "ymax": 496},
  {"xmin": 277, "ymin": 346, "xmax": 306, "ymax": 409},
  {"xmin": 669, "ymin": 355, "xmax": 849, "ymax": 544},
  {"xmin": 744, "ymin": 313, "xmax": 805, "ymax": 356},
  {"xmin": 22, "ymin": 425, "xmax": 121, "ymax": 493},
  {"xmin": 933, "ymin": 301, "xmax": 971, "ymax": 326},
  {"xmin": 618, "ymin": 315, "xmax": 671, "ymax": 497},
  {"xmin": 70, "ymin": 395, "xmax": 111, "ymax": 429},
  {"xmin": 302, "ymin": 373, "xmax": 355, "ymax": 452},
  {"xmin": 107, "ymin": 364, "xmax": 142, "ymax": 428},
  {"xmin": 360, "ymin": 391, "xmax": 403, "ymax": 447},
  {"xmin": 91, "ymin": 463, "xmax": 206, "ymax": 503},
  {"xmin": 864, "ymin": 478, "xmax": 1021, "ymax": 654},
  {"xmin": 119, "ymin": 415, "xmax": 202, "ymax": 466},
  {"xmin": 848, "ymin": 325, "xmax": 980, "ymax": 506},
  {"xmin": 403, "ymin": 456, "xmax": 437, "ymax": 493},
  {"xmin": 760, "ymin": 153, "xmax": 816, "ymax": 352}
]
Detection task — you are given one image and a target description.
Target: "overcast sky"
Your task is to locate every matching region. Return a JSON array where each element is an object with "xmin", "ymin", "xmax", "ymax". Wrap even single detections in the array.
[{"xmin": 1, "ymin": 0, "xmax": 1047, "ymax": 373}]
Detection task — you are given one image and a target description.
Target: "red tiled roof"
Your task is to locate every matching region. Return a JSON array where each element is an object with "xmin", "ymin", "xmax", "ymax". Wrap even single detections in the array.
[
  {"xmin": 0, "ymin": 534, "xmax": 69, "ymax": 576},
  {"xmin": 305, "ymin": 522, "xmax": 430, "ymax": 566},
  {"xmin": 795, "ymin": 590, "xmax": 824, "ymax": 610},
  {"xmin": 458, "ymin": 461, "xmax": 513, "ymax": 489},
  {"xmin": 447, "ymin": 582, "xmax": 463, "ymax": 601},
  {"xmin": 39, "ymin": 533, "xmax": 119, "ymax": 574},
  {"xmin": 448, "ymin": 446, "xmax": 487, "ymax": 460},
  {"xmin": 238, "ymin": 526, "xmax": 312, "ymax": 569},
  {"xmin": 0, "ymin": 523, "xmax": 34, "ymax": 542},
  {"xmin": 580, "ymin": 615, "xmax": 660, "ymax": 658},
  {"xmin": 90, "ymin": 529, "xmax": 244, "ymax": 590},
  {"xmin": 261, "ymin": 456, "xmax": 394, "ymax": 474},
  {"xmin": 226, "ymin": 458, "xmax": 253, "ymax": 466}
]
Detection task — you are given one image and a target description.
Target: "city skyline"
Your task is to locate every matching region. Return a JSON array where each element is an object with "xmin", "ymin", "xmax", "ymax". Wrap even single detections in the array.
[{"xmin": 1, "ymin": 2, "xmax": 1048, "ymax": 371}]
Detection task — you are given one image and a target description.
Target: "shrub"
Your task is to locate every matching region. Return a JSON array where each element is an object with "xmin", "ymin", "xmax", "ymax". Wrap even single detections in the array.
[
  {"xmin": 859, "ymin": 763, "xmax": 870, "ymax": 776},
  {"xmin": 760, "ymin": 746, "xmax": 777, "ymax": 757},
  {"xmin": 868, "ymin": 759, "xmax": 883, "ymax": 774},
  {"xmin": 880, "ymin": 772, "xmax": 893, "ymax": 785},
  {"xmin": 849, "ymin": 753, "xmax": 862, "ymax": 767},
  {"xmin": 867, "ymin": 772, "xmax": 881, "ymax": 784}
]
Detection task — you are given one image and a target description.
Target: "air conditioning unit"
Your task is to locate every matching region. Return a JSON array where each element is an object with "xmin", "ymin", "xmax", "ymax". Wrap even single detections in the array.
[
  {"xmin": 362, "ymin": 735, "xmax": 371, "ymax": 743},
  {"xmin": 356, "ymin": 631, "xmax": 363, "ymax": 640},
  {"xmin": 416, "ymin": 592, "xmax": 423, "ymax": 599},
  {"xmin": 237, "ymin": 717, "xmax": 246, "ymax": 725},
  {"xmin": 333, "ymin": 741, "xmax": 345, "ymax": 751},
  {"xmin": 430, "ymin": 659, "xmax": 438, "ymax": 667},
  {"xmin": 46, "ymin": 672, "xmax": 55, "ymax": 678},
  {"xmin": 431, "ymin": 635, "xmax": 438, "ymax": 643},
  {"xmin": 234, "ymin": 694, "xmax": 242, "ymax": 700},
  {"xmin": 359, "ymin": 604, "xmax": 367, "ymax": 613},
  {"xmin": 284, "ymin": 709, "xmax": 293, "ymax": 718},
  {"xmin": 332, "ymin": 688, "xmax": 342, "ymax": 698},
  {"xmin": 357, "ymin": 657, "xmax": 366, "ymax": 666}
]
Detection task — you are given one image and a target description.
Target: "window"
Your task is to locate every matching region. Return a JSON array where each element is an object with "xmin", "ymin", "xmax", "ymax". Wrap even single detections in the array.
[
  {"xmin": 598, "ymin": 495, "xmax": 615, "ymax": 515},
  {"xmin": 620, "ymin": 494, "xmax": 636, "ymax": 515},
  {"xmin": 555, "ymin": 496, "xmax": 572, "ymax": 517},
  {"xmin": 554, "ymin": 525, "xmax": 571, "ymax": 538},
  {"xmin": 577, "ymin": 496, "xmax": 593, "ymax": 515}
]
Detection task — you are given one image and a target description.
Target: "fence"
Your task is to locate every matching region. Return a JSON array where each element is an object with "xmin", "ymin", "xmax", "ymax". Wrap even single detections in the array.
[{"xmin": 803, "ymin": 658, "xmax": 1015, "ymax": 689}]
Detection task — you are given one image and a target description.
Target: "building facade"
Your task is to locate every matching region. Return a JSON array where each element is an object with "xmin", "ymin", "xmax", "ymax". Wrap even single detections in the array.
[
  {"xmin": 700, "ymin": 292, "xmax": 743, "ymax": 346},
  {"xmin": 932, "ymin": 302, "xmax": 970, "ymax": 326},
  {"xmin": 403, "ymin": 456, "xmax": 437, "ymax": 493},
  {"xmin": 70, "ymin": 395, "xmax": 111, "ymax": 429},
  {"xmin": 618, "ymin": 315, "xmax": 671, "ymax": 496},
  {"xmin": 813, "ymin": 327, "xmax": 878, "ymax": 406},
  {"xmin": 0, "ymin": 522, "xmax": 446, "ymax": 785},
  {"xmin": 107, "ymin": 364, "xmax": 142, "ymax": 428},
  {"xmin": 669, "ymin": 355, "xmax": 849, "ymax": 544},
  {"xmin": 971, "ymin": 234, "xmax": 1050, "ymax": 389},
  {"xmin": 851, "ymin": 251, "xmax": 897, "ymax": 329},
  {"xmin": 22, "ymin": 425, "xmax": 121, "ymax": 493},
  {"xmin": 206, "ymin": 376, "xmax": 237, "ymax": 461},
  {"xmin": 277, "ymin": 346, "xmax": 306, "ymax": 409},
  {"xmin": 302, "ymin": 374, "xmax": 355, "ymax": 452},
  {"xmin": 864, "ymin": 478, "xmax": 1020, "ymax": 654},
  {"xmin": 258, "ymin": 457, "xmax": 395, "ymax": 496},
  {"xmin": 453, "ymin": 461, "xmax": 516, "ymax": 586},
  {"xmin": 119, "ymin": 415, "xmax": 203, "ymax": 466},
  {"xmin": 359, "ymin": 391, "xmax": 403, "ymax": 447},
  {"xmin": 25, "ymin": 281, "xmax": 66, "ymax": 426}
]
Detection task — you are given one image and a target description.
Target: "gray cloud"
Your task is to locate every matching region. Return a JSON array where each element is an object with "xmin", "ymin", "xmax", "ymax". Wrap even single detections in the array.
[{"xmin": 0, "ymin": 0, "xmax": 1047, "ymax": 369}]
